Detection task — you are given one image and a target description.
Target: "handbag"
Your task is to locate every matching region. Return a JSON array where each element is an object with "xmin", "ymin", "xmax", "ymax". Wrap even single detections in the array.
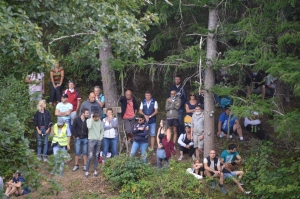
[{"xmin": 157, "ymin": 148, "xmax": 166, "ymax": 159}]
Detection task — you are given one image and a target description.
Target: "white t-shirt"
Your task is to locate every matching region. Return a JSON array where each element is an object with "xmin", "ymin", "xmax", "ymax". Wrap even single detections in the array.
[
  {"xmin": 244, "ymin": 117, "xmax": 261, "ymax": 127},
  {"xmin": 203, "ymin": 157, "xmax": 220, "ymax": 170},
  {"xmin": 139, "ymin": 101, "xmax": 158, "ymax": 109},
  {"xmin": 56, "ymin": 102, "xmax": 73, "ymax": 120}
]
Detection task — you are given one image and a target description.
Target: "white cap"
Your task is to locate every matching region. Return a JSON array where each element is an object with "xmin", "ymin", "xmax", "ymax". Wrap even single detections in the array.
[{"xmin": 253, "ymin": 111, "xmax": 259, "ymax": 116}]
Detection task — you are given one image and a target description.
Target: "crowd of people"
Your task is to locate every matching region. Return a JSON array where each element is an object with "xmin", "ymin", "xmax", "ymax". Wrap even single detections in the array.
[{"xmin": 2, "ymin": 68, "xmax": 274, "ymax": 197}]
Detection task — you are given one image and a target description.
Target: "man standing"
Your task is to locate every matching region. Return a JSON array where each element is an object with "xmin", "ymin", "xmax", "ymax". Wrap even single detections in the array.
[
  {"xmin": 25, "ymin": 72, "xmax": 45, "ymax": 101},
  {"xmin": 217, "ymin": 105, "xmax": 244, "ymax": 141},
  {"xmin": 63, "ymin": 80, "xmax": 81, "ymax": 125},
  {"xmin": 120, "ymin": 90, "xmax": 139, "ymax": 141},
  {"xmin": 55, "ymin": 94, "xmax": 73, "ymax": 132},
  {"xmin": 191, "ymin": 105, "xmax": 204, "ymax": 160},
  {"xmin": 94, "ymin": 86, "xmax": 105, "ymax": 118},
  {"xmin": 139, "ymin": 91, "xmax": 158, "ymax": 151},
  {"xmin": 203, "ymin": 150, "xmax": 227, "ymax": 194},
  {"xmin": 169, "ymin": 75, "xmax": 187, "ymax": 136},
  {"xmin": 80, "ymin": 92, "xmax": 102, "ymax": 118},
  {"xmin": 72, "ymin": 108, "xmax": 89, "ymax": 172},
  {"xmin": 85, "ymin": 111, "xmax": 104, "ymax": 178},
  {"xmin": 165, "ymin": 90, "xmax": 181, "ymax": 144}
]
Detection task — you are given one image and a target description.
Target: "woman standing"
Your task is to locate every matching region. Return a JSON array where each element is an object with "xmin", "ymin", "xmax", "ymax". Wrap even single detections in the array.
[
  {"xmin": 49, "ymin": 62, "xmax": 64, "ymax": 106},
  {"xmin": 185, "ymin": 92, "xmax": 200, "ymax": 117},
  {"xmin": 34, "ymin": 99, "xmax": 52, "ymax": 161},
  {"xmin": 156, "ymin": 120, "xmax": 171, "ymax": 168},
  {"xmin": 102, "ymin": 108, "xmax": 119, "ymax": 163}
]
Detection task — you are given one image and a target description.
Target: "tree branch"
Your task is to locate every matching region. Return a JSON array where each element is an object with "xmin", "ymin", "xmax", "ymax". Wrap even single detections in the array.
[
  {"xmin": 186, "ymin": 33, "xmax": 208, "ymax": 37},
  {"xmin": 49, "ymin": 32, "xmax": 96, "ymax": 44},
  {"xmin": 164, "ymin": 0, "xmax": 173, "ymax": 6},
  {"xmin": 272, "ymin": 110, "xmax": 285, "ymax": 116}
]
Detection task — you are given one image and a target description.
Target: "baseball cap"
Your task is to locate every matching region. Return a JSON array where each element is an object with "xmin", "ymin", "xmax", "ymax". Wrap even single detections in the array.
[
  {"xmin": 185, "ymin": 124, "xmax": 191, "ymax": 128},
  {"xmin": 61, "ymin": 93, "xmax": 68, "ymax": 98},
  {"xmin": 57, "ymin": 118, "xmax": 65, "ymax": 126}
]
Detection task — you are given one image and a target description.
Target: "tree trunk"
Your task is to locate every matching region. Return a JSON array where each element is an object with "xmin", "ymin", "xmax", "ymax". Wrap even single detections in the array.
[
  {"xmin": 203, "ymin": 8, "xmax": 218, "ymax": 157},
  {"xmin": 99, "ymin": 37, "xmax": 119, "ymax": 107}
]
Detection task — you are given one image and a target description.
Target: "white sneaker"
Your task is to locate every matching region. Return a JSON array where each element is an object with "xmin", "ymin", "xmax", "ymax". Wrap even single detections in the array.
[
  {"xmin": 178, "ymin": 156, "xmax": 183, "ymax": 161},
  {"xmin": 82, "ymin": 165, "xmax": 86, "ymax": 171},
  {"xmin": 94, "ymin": 171, "xmax": 98, "ymax": 177},
  {"xmin": 106, "ymin": 152, "xmax": 112, "ymax": 158},
  {"xmin": 72, "ymin": 165, "xmax": 79, "ymax": 172},
  {"xmin": 192, "ymin": 155, "xmax": 196, "ymax": 160},
  {"xmin": 244, "ymin": 191, "xmax": 251, "ymax": 194}
]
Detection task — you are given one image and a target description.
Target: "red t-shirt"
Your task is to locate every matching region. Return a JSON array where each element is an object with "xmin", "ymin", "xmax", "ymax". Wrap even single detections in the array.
[
  {"xmin": 64, "ymin": 89, "xmax": 81, "ymax": 111},
  {"xmin": 123, "ymin": 101, "xmax": 135, "ymax": 119}
]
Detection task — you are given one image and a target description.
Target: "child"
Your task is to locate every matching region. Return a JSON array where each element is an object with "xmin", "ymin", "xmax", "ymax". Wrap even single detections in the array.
[{"xmin": 186, "ymin": 158, "xmax": 203, "ymax": 179}]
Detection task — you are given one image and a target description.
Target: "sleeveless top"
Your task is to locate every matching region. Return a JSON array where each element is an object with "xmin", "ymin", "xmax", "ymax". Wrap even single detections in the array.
[
  {"xmin": 186, "ymin": 100, "xmax": 200, "ymax": 116},
  {"xmin": 158, "ymin": 128, "xmax": 165, "ymax": 143},
  {"xmin": 51, "ymin": 67, "xmax": 64, "ymax": 84}
]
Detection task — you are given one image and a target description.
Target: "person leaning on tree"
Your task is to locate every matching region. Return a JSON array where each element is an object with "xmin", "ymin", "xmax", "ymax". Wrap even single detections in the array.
[
  {"xmin": 203, "ymin": 150, "xmax": 227, "ymax": 194},
  {"xmin": 72, "ymin": 108, "xmax": 89, "ymax": 172},
  {"xmin": 139, "ymin": 91, "xmax": 158, "ymax": 152}
]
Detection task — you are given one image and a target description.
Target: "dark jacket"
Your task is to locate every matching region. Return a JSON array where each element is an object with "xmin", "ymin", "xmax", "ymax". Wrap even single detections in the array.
[
  {"xmin": 34, "ymin": 110, "xmax": 52, "ymax": 130},
  {"xmin": 119, "ymin": 96, "xmax": 139, "ymax": 118},
  {"xmin": 168, "ymin": 84, "xmax": 187, "ymax": 110},
  {"xmin": 72, "ymin": 116, "xmax": 88, "ymax": 139},
  {"xmin": 132, "ymin": 122, "xmax": 148, "ymax": 143}
]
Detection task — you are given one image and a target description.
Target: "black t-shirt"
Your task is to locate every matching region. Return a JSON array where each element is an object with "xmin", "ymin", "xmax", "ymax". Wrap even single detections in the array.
[{"xmin": 41, "ymin": 113, "xmax": 45, "ymax": 126}]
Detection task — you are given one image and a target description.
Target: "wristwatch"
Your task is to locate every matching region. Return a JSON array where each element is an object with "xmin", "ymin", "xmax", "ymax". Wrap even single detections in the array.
[{"xmin": 149, "ymin": 115, "xmax": 152, "ymax": 118}]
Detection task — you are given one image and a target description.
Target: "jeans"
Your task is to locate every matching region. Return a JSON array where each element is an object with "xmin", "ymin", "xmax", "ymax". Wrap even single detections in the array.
[
  {"xmin": 178, "ymin": 109, "xmax": 184, "ymax": 136},
  {"xmin": 75, "ymin": 138, "xmax": 88, "ymax": 156},
  {"xmin": 49, "ymin": 83, "xmax": 62, "ymax": 103},
  {"xmin": 157, "ymin": 157, "xmax": 169, "ymax": 169},
  {"xmin": 37, "ymin": 127, "xmax": 48, "ymax": 156},
  {"xmin": 86, "ymin": 140, "xmax": 101, "ymax": 172},
  {"xmin": 102, "ymin": 136, "xmax": 118, "ymax": 163},
  {"xmin": 65, "ymin": 119, "xmax": 72, "ymax": 133},
  {"xmin": 53, "ymin": 146, "xmax": 66, "ymax": 172},
  {"xmin": 130, "ymin": 141, "xmax": 148, "ymax": 164},
  {"xmin": 148, "ymin": 123, "xmax": 156, "ymax": 136}
]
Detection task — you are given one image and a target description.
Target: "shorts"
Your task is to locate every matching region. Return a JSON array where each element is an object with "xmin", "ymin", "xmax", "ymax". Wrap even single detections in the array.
[
  {"xmin": 252, "ymin": 86, "xmax": 262, "ymax": 94},
  {"xmin": 193, "ymin": 133, "xmax": 204, "ymax": 148},
  {"xmin": 148, "ymin": 123, "xmax": 156, "ymax": 137},
  {"xmin": 222, "ymin": 128, "xmax": 235, "ymax": 135},
  {"xmin": 179, "ymin": 146, "xmax": 195, "ymax": 157},
  {"xmin": 223, "ymin": 171, "xmax": 237, "ymax": 179},
  {"xmin": 123, "ymin": 117, "xmax": 136, "ymax": 134},
  {"xmin": 75, "ymin": 138, "xmax": 88, "ymax": 156},
  {"xmin": 167, "ymin": 119, "xmax": 179, "ymax": 127}
]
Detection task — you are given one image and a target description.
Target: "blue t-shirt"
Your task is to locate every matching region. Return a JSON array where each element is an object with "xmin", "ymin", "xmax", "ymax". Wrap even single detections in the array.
[
  {"xmin": 218, "ymin": 112, "xmax": 238, "ymax": 132},
  {"xmin": 14, "ymin": 176, "xmax": 30, "ymax": 193},
  {"xmin": 221, "ymin": 150, "xmax": 239, "ymax": 163}
]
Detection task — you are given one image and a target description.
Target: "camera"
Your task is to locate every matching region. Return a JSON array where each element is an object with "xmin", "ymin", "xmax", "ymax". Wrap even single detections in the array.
[
  {"xmin": 51, "ymin": 142, "xmax": 59, "ymax": 147},
  {"xmin": 48, "ymin": 122, "xmax": 53, "ymax": 128}
]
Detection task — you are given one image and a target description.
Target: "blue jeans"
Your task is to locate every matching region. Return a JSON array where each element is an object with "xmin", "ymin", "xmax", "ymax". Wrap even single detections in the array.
[
  {"xmin": 65, "ymin": 119, "xmax": 72, "ymax": 133},
  {"xmin": 178, "ymin": 109, "xmax": 184, "ymax": 136},
  {"xmin": 148, "ymin": 123, "xmax": 156, "ymax": 137},
  {"xmin": 75, "ymin": 138, "xmax": 88, "ymax": 156},
  {"xmin": 102, "ymin": 136, "xmax": 118, "ymax": 163},
  {"xmin": 53, "ymin": 146, "xmax": 66, "ymax": 172},
  {"xmin": 130, "ymin": 141, "xmax": 148, "ymax": 164},
  {"xmin": 37, "ymin": 127, "xmax": 48, "ymax": 156}
]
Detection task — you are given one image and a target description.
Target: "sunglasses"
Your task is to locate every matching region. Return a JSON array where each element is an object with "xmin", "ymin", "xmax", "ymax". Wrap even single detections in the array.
[
  {"xmin": 190, "ymin": 94, "xmax": 195, "ymax": 96},
  {"xmin": 58, "ymin": 125, "xmax": 63, "ymax": 128},
  {"xmin": 138, "ymin": 119, "xmax": 143, "ymax": 122}
]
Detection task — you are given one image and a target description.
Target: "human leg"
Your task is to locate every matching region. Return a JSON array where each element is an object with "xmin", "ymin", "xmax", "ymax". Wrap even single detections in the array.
[
  {"xmin": 49, "ymin": 82, "xmax": 55, "ymax": 104},
  {"xmin": 172, "ymin": 126, "xmax": 178, "ymax": 144},
  {"xmin": 110, "ymin": 136, "xmax": 118, "ymax": 157},
  {"xmin": 140, "ymin": 142, "xmax": 149, "ymax": 164},
  {"xmin": 55, "ymin": 85, "xmax": 62, "ymax": 102},
  {"xmin": 149, "ymin": 123, "xmax": 156, "ymax": 150},
  {"xmin": 102, "ymin": 138, "xmax": 109, "ymax": 163},
  {"xmin": 261, "ymin": 85, "xmax": 266, "ymax": 99},
  {"xmin": 130, "ymin": 141, "xmax": 139, "ymax": 157},
  {"xmin": 93, "ymin": 140, "xmax": 101, "ymax": 171},
  {"xmin": 82, "ymin": 138, "xmax": 88, "ymax": 166},
  {"xmin": 74, "ymin": 138, "xmax": 81, "ymax": 167},
  {"xmin": 233, "ymin": 121, "xmax": 243, "ymax": 140},
  {"xmin": 178, "ymin": 109, "xmax": 184, "ymax": 135},
  {"xmin": 43, "ymin": 133, "xmax": 49, "ymax": 159},
  {"xmin": 86, "ymin": 140, "xmax": 96, "ymax": 174},
  {"xmin": 37, "ymin": 132, "xmax": 42, "ymax": 158}
]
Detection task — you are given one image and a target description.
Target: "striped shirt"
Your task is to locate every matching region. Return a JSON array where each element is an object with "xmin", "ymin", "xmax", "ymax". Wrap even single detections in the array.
[{"xmin": 51, "ymin": 67, "xmax": 64, "ymax": 84}]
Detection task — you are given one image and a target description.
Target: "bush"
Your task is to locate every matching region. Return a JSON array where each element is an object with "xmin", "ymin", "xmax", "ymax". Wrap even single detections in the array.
[{"xmin": 102, "ymin": 155, "xmax": 208, "ymax": 199}]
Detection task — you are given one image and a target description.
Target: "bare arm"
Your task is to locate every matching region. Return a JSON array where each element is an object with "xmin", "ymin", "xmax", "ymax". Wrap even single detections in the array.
[
  {"xmin": 42, "ymin": 78, "xmax": 45, "ymax": 94},
  {"xmin": 218, "ymin": 121, "xmax": 222, "ymax": 132},
  {"xmin": 139, "ymin": 109, "xmax": 144, "ymax": 115},
  {"xmin": 59, "ymin": 69, "xmax": 64, "ymax": 86},
  {"xmin": 50, "ymin": 71, "xmax": 55, "ymax": 86},
  {"xmin": 25, "ymin": 76, "xmax": 31, "ymax": 83},
  {"xmin": 166, "ymin": 128, "xmax": 172, "ymax": 142},
  {"xmin": 55, "ymin": 109, "xmax": 72, "ymax": 116},
  {"xmin": 185, "ymin": 103, "xmax": 194, "ymax": 113},
  {"xmin": 236, "ymin": 154, "xmax": 242, "ymax": 163},
  {"xmin": 156, "ymin": 128, "xmax": 161, "ymax": 146},
  {"xmin": 151, "ymin": 108, "xmax": 158, "ymax": 117}
]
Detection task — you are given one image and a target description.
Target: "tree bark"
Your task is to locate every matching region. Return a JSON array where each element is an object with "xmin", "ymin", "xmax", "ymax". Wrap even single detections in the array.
[
  {"xmin": 203, "ymin": 8, "xmax": 218, "ymax": 157},
  {"xmin": 99, "ymin": 37, "xmax": 119, "ymax": 107}
]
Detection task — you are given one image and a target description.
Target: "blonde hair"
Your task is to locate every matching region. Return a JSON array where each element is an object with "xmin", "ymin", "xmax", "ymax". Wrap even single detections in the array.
[{"xmin": 37, "ymin": 100, "xmax": 46, "ymax": 112}]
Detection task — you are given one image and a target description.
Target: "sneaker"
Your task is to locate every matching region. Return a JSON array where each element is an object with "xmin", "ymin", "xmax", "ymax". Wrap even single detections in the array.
[
  {"xmin": 43, "ymin": 158, "xmax": 48, "ymax": 162},
  {"xmin": 59, "ymin": 172, "xmax": 63, "ymax": 177},
  {"xmin": 50, "ymin": 171, "xmax": 55, "ymax": 175},
  {"xmin": 240, "ymin": 181, "xmax": 244, "ymax": 186},
  {"xmin": 37, "ymin": 155, "xmax": 42, "ymax": 161},
  {"xmin": 72, "ymin": 165, "xmax": 79, "ymax": 172},
  {"xmin": 106, "ymin": 152, "xmax": 111, "ymax": 158},
  {"xmin": 244, "ymin": 191, "xmax": 251, "ymax": 194},
  {"xmin": 178, "ymin": 156, "xmax": 183, "ymax": 161},
  {"xmin": 94, "ymin": 171, "xmax": 98, "ymax": 177},
  {"xmin": 211, "ymin": 181, "xmax": 216, "ymax": 189},
  {"xmin": 220, "ymin": 186, "xmax": 227, "ymax": 194},
  {"xmin": 82, "ymin": 165, "xmax": 86, "ymax": 171},
  {"xmin": 85, "ymin": 172, "xmax": 89, "ymax": 178}
]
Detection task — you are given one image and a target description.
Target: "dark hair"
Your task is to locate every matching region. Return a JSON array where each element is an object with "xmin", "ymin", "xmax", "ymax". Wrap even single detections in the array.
[
  {"xmin": 81, "ymin": 108, "xmax": 89, "ymax": 115},
  {"xmin": 93, "ymin": 111, "xmax": 101, "ymax": 118},
  {"xmin": 170, "ymin": 90, "xmax": 177, "ymax": 93},
  {"xmin": 145, "ymin": 91, "xmax": 151, "ymax": 95},
  {"xmin": 106, "ymin": 107, "xmax": 113, "ymax": 113},
  {"xmin": 195, "ymin": 105, "xmax": 202, "ymax": 109},
  {"xmin": 175, "ymin": 75, "xmax": 181, "ymax": 79},
  {"xmin": 161, "ymin": 119, "xmax": 169, "ymax": 131},
  {"xmin": 138, "ymin": 114, "xmax": 145, "ymax": 120},
  {"xmin": 228, "ymin": 144, "xmax": 237, "ymax": 150}
]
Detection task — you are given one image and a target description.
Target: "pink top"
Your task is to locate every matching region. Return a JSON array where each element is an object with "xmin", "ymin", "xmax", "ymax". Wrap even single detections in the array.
[
  {"xmin": 123, "ymin": 101, "xmax": 135, "ymax": 119},
  {"xmin": 27, "ymin": 73, "xmax": 44, "ymax": 92}
]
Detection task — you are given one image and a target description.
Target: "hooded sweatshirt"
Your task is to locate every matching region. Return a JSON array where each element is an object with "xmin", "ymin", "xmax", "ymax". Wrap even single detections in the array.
[{"xmin": 80, "ymin": 99, "xmax": 102, "ymax": 118}]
